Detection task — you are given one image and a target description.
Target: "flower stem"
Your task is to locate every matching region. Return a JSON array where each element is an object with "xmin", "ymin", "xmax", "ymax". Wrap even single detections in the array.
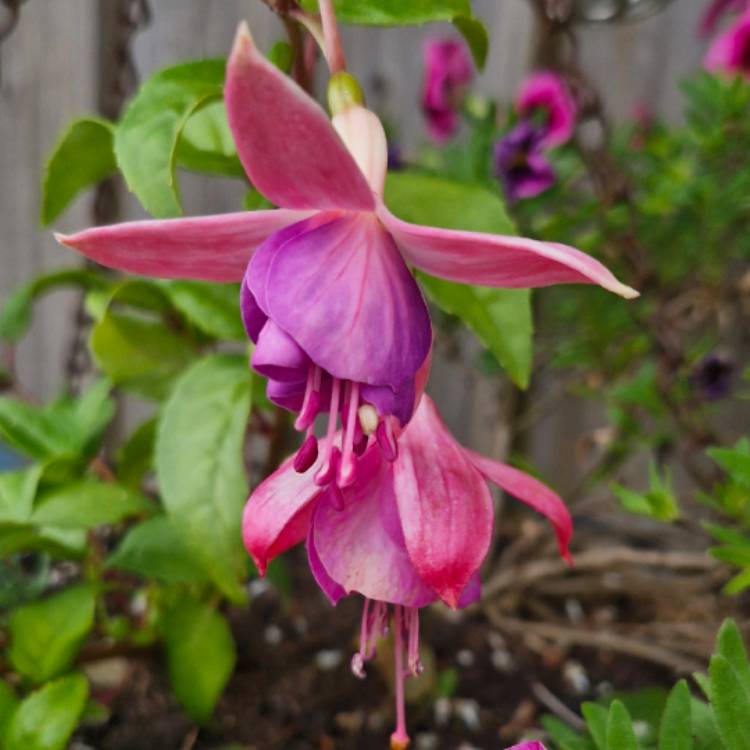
[{"xmin": 318, "ymin": 0, "xmax": 346, "ymax": 73}]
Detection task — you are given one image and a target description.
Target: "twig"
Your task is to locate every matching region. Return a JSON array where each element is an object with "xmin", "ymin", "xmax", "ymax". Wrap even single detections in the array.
[{"xmin": 532, "ymin": 682, "xmax": 586, "ymax": 730}]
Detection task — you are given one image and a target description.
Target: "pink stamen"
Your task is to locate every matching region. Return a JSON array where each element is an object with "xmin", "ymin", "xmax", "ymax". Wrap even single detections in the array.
[
  {"xmin": 351, "ymin": 598, "xmax": 371, "ymax": 679},
  {"xmin": 406, "ymin": 608, "xmax": 423, "ymax": 677},
  {"xmin": 293, "ymin": 433, "xmax": 318, "ymax": 473},
  {"xmin": 294, "ymin": 365, "xmax": 322, "ymax": 431},
  {"xmin": 390, "ymin": 606, "xmax": 410, "ymax": 750},
  {"xmin": 338, "ymin": 381, "xmax": 360, "ymax": 487},
  {"xmin": 314, "ymin": 377, "xmax": 341, "ymax": 486},
  {"xmin": 376, "ymin": 417, "xmax": 398, "ymax": 462}
]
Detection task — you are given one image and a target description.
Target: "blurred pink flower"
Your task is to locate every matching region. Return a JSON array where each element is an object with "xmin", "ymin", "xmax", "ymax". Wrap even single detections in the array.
[
  {"xmin": 243, "ymin": 395, "xmax": 572, "ymax": 749},
  {"xmin": 705, "ymin": 8, "xmax": 750, "ymax": 77},
  {"xmin": 516, "ymin": 71, "xmax": 577, "ymax": 147},
  {"xmin": 505, "ymin": 742, "xmax": 548, "ymax": 750},
  {"xmin": 421, "ymin": 37, "xmax": 473, "ymax": 142},
  {"xmin": 699, "ymin": 0, "xmax": 747, "ymax": 38},
  {"xmin": 494, "ymin": 120, "xmax": 556, "ymax": 202}
]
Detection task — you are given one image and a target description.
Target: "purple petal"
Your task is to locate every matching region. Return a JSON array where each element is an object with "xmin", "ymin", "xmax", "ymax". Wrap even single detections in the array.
[
  {"xmin": 252, "ymin": 320, "xmax": 310, "ymax": 382},
  {"xmin": 56, "ymin": 209, "xmax": 310, "ymax": 281},
  {"xmin": 705, "ymin": 9, "xmax": 750, "ymax": 77},
  {"xmin": 360, "ymin": 378, "xmax": 416, "ymax": 428},
  {"xmin": 250, "ymin": 212, "xmax": 431, "ymax": 389},
  {"xmin": 225, "ymin": 23, "xmax": 374, "ymax": 211}
]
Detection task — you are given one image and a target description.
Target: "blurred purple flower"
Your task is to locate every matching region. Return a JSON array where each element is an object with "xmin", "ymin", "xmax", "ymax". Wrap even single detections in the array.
[
  {"xmin": 421, "ymin": 37, "xmax": 473, "ymax": 143},
  {"xmin": 705, "ymin": 8, "xmax": 750, "ymax": 77},
  {"xmin": 494, "ymin": 121, "xmax": 556, "ymax": 203},
  {"xmin": 505, "ymin": 743, "xmax": 548, "ymax": 750},
  {"xmin": 699, "ymin": 0, "xmax": 747, "ymax": 38},
  {"xmin": 691, "ymin": 355, "xmax": 733, "ymax": 400},
  {"xmin": 516, "ymin": 71, "xmax": 577, "ymax": 147}
]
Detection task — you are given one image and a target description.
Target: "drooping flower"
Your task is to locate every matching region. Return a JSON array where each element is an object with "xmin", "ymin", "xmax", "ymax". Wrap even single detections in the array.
[
  {"xmin": 421, "ymin": 37, "xmax": 474, "ymax": 143},
  {"xmin": 56, "ymin": 23, "xmax": 636, "ymax": 489},
  {"xmin": 699, "ymin": 0, "xmax": 747, "ymax": 38},
  {"xmin": 243, "ymin": 395, "xmax": 572, "ymax": 748},
  {"xmin": 516, "ymin": 71, "xmax": 577, "ymax": 148},
  {"xmin": 705, "ymin": 8, "xmax": 750, "ymax": 77},
  {"xmin": 494, "ymin": 121, "xmax": 557, "ymax": 202}
]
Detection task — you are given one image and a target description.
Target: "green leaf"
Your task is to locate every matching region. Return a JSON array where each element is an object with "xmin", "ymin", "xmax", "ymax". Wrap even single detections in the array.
[
  {"xmin": 0, "ymin": 525, "xmax": 86, "ymax": 560},
  {"xmin": 716, "ymin": 620, "xmax": 750, "ymax": 699},
  {"xmin": 605, "ymin": 700, "xmax": 637, "ymax": 750},
  {"xmin": 0, "ymin": 680, "xmax": 18, "ymax": 740},
  {"xmin": 8, "ymin": 585, "xmax": 96, "ymax": 682},
  {"xmin": 659, "ymin": 680, "xmax": 692, "ymax": 750},
  {"xmin": 41, "ymin": 117, "xmax": 117, "ymax": 226},
  {"xmin": 30, "ymin": 480, "xmax": 152, "ymax": 530},
  {"xmin": 268, "ymin": 40, "xmax": 294, "ymax": 73},
  {"xmin": 300, "ymin": 0, "xmax": 470, "ymax": 24},
  {"xmin": 691, "ymin": 697, "xmax": 726, "ymax": 750},
  {"xmin": 453, "ymin": 15, "xmax": 488, "ymax": 69},
  {"xmin": 161, "ymin": 596, "xmax": 236, "ymax": 723},
  {"xmin": 163, "ymin": 281, "xmax": 245, "ymax": 340},
  {"xmin": 115, "ymin": 59, "xmax": 225, "ymax": 217},
  {"xmin": 107, "ymin": 515, "xmax": 209, "ymax": 584},
  {"xmin": 175, "ymin": 99, "xmax": 244, "ymax": 178},
  {"xmin": 582, "ymin": 702, "xmax": 609, "ymax": 750},
  {"xmin": 117, "ymin": 417, "xmax": 157, "ymax": 489},
  {"xmin": 0, "ymin": 465, "xmax": 42, "ymax": 524},
  {"xmin": 4, "ymin": 673, "xmax": 88, "ymax": 750},
  {"xmin": 708, "ymin": 439, "xmax": 750, "ymax": 486},
  {"xmin": 0, "ymin": 268, "xmax": 107, "ymax": 343},
  {"xmin": 385, "ymin": 171, "xmax": 533, "ymax": 387},
  {"xmin": 156, "ymin": 354, "xmax": 252, "ymax": 602},
  {"xmin": 711, "ymin": 653, "xmax": 750, "ymax": 750},
  {"xmin": 91, "ymin": 309, "xmax": 197, "ymax": 399}
]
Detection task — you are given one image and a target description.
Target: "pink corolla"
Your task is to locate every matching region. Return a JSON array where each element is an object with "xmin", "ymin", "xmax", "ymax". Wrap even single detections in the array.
[
  {"xmin": 699, "ymin": 0, "xmax": 748, "ymax": 38},
  {"xmin": 505, "ymin": 743, "xmax": 548, "ymax": 750},
  {"xmin": 421, "ymin": 37, "xmax": 474, "ymax": 142},
  {"xmin": 516, "ymin": 71, "xmax": 577, "ymax": 148},
  {"xmin": 705, "ymin": 7, "xmax": 750, "ymax": 77},
  {"xmin": 56, "ymin": 23, "xmax": 635, "ymax": 489},
  {"xmin": 243, "ymin": 395, "xmax": 572, "ymax": 749}
]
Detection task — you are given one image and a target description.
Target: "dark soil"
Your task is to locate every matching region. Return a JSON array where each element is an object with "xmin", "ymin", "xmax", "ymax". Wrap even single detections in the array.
[{"xmin": 78, "ymin": 545, "xmax": 674, "ymax": 750}]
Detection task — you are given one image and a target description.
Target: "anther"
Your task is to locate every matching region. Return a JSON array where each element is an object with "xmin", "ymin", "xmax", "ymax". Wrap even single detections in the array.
[
  {"xmin": 294, "ymin": 434, "xmax": 318, "ymax": 473},
  {"xmin": 358, "ymin": 403, "xmax": 379, "ymax": 435}
]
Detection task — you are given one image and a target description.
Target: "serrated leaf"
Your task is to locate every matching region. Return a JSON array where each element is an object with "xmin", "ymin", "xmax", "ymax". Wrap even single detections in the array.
[
  {"xmin": 30, "ymin": 480, "xmax": 152, "ymax": 529},
  {"xmin": 162, "ymin": 596, "xmax": 236, "ymax": 723},
  {"xmin": 659, "ymin": 680, "xmax": 692, "ymax": 750},
  {"xmin": 453, "ymin": 15, "xmax": 487, "ymax": 69},
  {"xmin": 299, "ymin": 0, "xmax": 471, "ymax": 24},
  {"xmin": 156, "ymin": 354, "xmax": 251, "ymax": 602},
  {"xmin": 163, "ymin": 281, "xmax": 245, "ymax": 340},
  {"xmin": 115, "ymin": 59, "xmax": 225, "ymax": 217},
  {"xmin": 385, "ymin": 171, "xmax": 533, "ymax": 387},
  {"xmin": 605, "ymin": 700, "xmax": 637, "ymax": 750},
  {"xmin": 41, "ymin": 117, "xmax": 117, "ymax": 226},
  {"xmin": 4, "ymin": 673, "xmax": 88, "ymax": 750},
  {"xmin": 107, "ymin": 516, "xmax": 209, "ymax": 584},
  {"xmin": 711, "ymin": 654, "xmax": 750, "ymax": 750},
  {"xmin": 8, "ymin": 585, "xmax": 96, "ymax": 682}
]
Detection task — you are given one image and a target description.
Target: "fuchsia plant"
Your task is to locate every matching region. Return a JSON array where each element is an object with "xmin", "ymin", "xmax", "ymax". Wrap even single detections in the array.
[
  {"xmin": 243, "ymin": 395, "xmax": 571, "ymax": 748},
  {"xmin": 704, "ymin": 6, "xmax": 750, "ymax": 78},
  {"xmin": 516, "ymin": 71, "xmax": 577, "ymax": 148},
  {"xmin": 421, "ymin": 37, "xmax": 474, "ymax": 142},
  {"xmin": 54, "ymin": 8, "xmax": 637, "ymax": 747}
]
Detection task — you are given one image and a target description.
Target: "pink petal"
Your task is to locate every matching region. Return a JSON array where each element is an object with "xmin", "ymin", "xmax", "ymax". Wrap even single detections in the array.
[
  {"xmin": 517, "ymin": 71, "xmax": 577, "ymax": 147},
  {"xmin": 465, "ymin": 450, "xmax": 572, "ymax": 564},
  {"xmin": 225, "ymin": 23, "xmax": 375, "ymax": 212},
  {"xmin": 378, "ymin": 205, "xmax": 639, "ymax": 299},
  {"xmin": 332, "ymin": 106, "xmax": 388, "ymax": 198},
  {"xmin": 306, "ymin": 516, "xmax": 347, "ymax": 605},
  {"xmin": 311, "ymin": 448, "xmax": 437, "ymax": 608},
  {"xmin": 242, "ymin": 453, "xmax": 322, "ymax": 575},
  {"xmin": 704, "ymin": 10, "xmax": 750, "ymax": 77},
  {"xmin": 55, "ymin": 209, "xmax": 308, "ymax": 281},
  {"xmin": 393, "ymin": 396, "xmax": 494, "ymax": 609},
  {"xmin": 505, "ymin": 743, "xmax": 548, "ymax": 750}
]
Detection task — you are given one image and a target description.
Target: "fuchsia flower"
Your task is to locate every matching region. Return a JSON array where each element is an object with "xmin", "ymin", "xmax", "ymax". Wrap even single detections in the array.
[
  {"xmin": 505, "ymin": 743, "xmax": 548, "ymax": 750},
  {"xmin": 421, "ymin": 37, "xmax": 474, "ymax": 143},
  {"xmin": 494, "ymin": 121, "xmax": 556, "ymax": 203},
  {"xmin": 516, "ymin": 71, "xmax": 577, "ymax": 148},
  {"xmin": 699, "ymin": 0, "xmax": 747, "ymax": 38},
  {"xmin": 243, "ymin": 395, "xmax": 571, "ymax": 748},
  {"xmin": 705, "ymin": 7, "xmax": 750, "ymax": 77},
  {"xmin": 56, "ymin": 23, "xmax": 635, "ymax": 489}
]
